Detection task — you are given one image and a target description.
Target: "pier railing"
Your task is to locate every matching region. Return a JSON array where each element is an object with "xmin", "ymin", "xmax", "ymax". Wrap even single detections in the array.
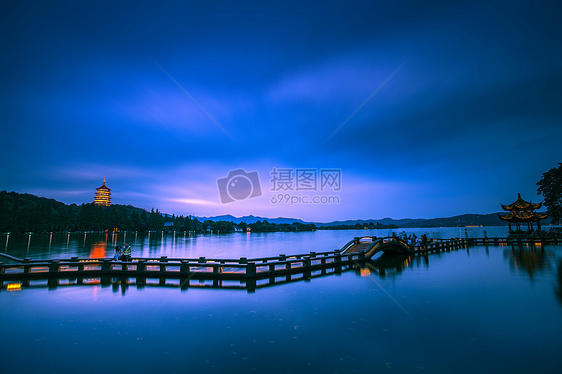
[
  {"xmin": 467, "ymin": 237, "xmax": 561, "ymax": 246},
  {"xmin": 0, "ymin": 250, "xmax": 367, "ymax": 292},
  {"xmin": 1, "ymin": 237, "xmax": 559, "ymax": 292}
]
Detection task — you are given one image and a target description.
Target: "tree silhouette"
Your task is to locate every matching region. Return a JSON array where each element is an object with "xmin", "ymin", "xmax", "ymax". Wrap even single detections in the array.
[{"xmin": 537, "ymin": 163, "xmax": 562, "ymax": 224}]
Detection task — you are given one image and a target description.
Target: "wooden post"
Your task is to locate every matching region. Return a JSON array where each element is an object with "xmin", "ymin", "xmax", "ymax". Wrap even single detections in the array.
[
  {"xmin": 180, "ymin": 260, "xmax": 190, "ymax": 275},
  {"xmin": 159, "ymin": 256, "xmax": 168, "ymax": 273},
  {"xmin": 49, "ymin": 260, "xmax": 60, "ymax": 273},
  {"xmin": 70, "ymin": 256, "xmax": 79, "ymax": 268},
  {"xmin": 246, "ymin": 262, "xmax": 257, "ymax": 293},
  {"xmin": 137, "ymin": 259, "xmax": 146, "ymax": 273},
  {"xmin": 23, "ymin": 258, "xmax": 31, "ymax": 275},
  {"xmin": 101, "ymin": 259, "xmax": 111, "ymax": 274},
  {"xmin": 334, "ymin": 250, "xmax": 342, "ymax": 274},
  {"xmin": 77, "ymin": 261, "xmax": 84, "ymax": 275},
  {"xmin": 320, "ymin": 257, "xmax": 327, "ymax": 275},
  {"xmin": 246, "ymin": 262, "xmax": 256, "ymax": 276},
  {"xmin": 179, "ymin": 260, "xmax": 190, "ymax": 290},
  {"xmin": 303, "ymin": 257, "xmax": 311, "ymax": 280}
]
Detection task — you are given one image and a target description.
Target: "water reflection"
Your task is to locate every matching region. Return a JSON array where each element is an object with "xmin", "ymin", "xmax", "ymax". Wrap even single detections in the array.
[
  {"xmin": 1, "ymin": 227, "xmax": 513, "ymax": 261},
  {"xmin": 504, "ymin": 245, "xmax": 553, "ymax": 281},
  {"xmin": 555, "ymin": 260, "xmax": 562, "ymax": 306},
  {"xmin": 2, "ymin": 253, "xmax": 433, "ymax": 295},
  {"xmin": 360, "ymin": 254, "xmax": 418, "ymax": 279},
  {"xmin": 89, "ymin": 241, "xmax": 108, "ymax": 259}
]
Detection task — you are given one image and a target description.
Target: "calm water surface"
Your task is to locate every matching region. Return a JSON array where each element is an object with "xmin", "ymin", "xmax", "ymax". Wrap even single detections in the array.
[
  {"xmin": 1, "ymin": 228, "xmax": 562, "ymax": 374},
  {"xmin": 3, "ymin": 226, "xmax": 510, "ymax": 260}
]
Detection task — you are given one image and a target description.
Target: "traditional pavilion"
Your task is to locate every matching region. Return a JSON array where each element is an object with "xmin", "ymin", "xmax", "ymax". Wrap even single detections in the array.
[
  {"xmin": 498, "ymin": 193, "xmax": 548, "ymax": 232},
  {"xmin": 94, "ymin": 179, "xmax": 112, "ymax": 206}
]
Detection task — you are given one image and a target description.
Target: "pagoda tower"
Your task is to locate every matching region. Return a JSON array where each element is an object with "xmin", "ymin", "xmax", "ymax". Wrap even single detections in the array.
[
  {"xmin": 94, "ymin": 179, "xmax": 112, "ymax": 206},
  {"xmin": 498, "ymin": 193, "xmax": 548, "ymax": 232}
]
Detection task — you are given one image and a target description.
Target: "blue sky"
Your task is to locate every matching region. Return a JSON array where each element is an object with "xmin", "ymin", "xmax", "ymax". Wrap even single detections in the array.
[{"xmin": 1, "ymin": 0, "xmax": 561, "ymax": 222}]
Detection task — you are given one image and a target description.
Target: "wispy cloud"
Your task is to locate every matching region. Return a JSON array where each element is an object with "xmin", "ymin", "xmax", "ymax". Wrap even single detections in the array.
[
  {"xmin": 168, "ymin": 198, "xmax": 221, "ymax": 206},
  {"xmin": 155, "ymin": 62, "xmax": 235, "ymax": 141},
  {"xmin": 325, "ymin": 62, "xmax": 405, "ymax": 142}
]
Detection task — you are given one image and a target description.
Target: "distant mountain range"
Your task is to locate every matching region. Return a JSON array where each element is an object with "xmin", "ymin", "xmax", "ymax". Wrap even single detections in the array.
[
  {"xmin": 197, "ymin": 212, "xmax": 552, "ymax": 228},
  {"xmin": 196, "ymin": 214, "xmax": 308, "ymax": 225},
  {"xmin": 0, "ymin": 190, "xmax": 551, "ymax": 229}
]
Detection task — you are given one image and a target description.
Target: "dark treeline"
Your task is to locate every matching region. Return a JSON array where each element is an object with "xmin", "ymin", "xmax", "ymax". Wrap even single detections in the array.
[
  {"xmin": 3, "ymin": 191, "xmax": 406, "ymax": 234},
  {"xmin": 171, "ymin": 219, "xmax": 316, "ymax": 234},
  {"xmin": 0, "ymin": 191, "xmax": 317, "ymax": 234},
  {"xmin": 245, "ymin": 220, "xmax": 316, "ymax": 233},
  {"xmin": 318, "ymin": 222, "xmax": 398, "ymax": 230},
  {"xmin": 0, "ymin": 191, "xmax": 202, "ymax": 233}
]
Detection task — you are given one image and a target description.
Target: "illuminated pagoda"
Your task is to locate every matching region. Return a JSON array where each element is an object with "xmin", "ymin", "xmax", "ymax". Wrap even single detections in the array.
[
  {"xmin": 94, "ymin": 179, "xmax": 112, "ymax": 206},
  {"xmin": 498, "ymin": 193, "xmax": 547, "ymax": 232}
]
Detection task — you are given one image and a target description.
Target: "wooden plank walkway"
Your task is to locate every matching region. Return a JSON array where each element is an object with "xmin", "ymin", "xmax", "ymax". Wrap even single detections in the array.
[
  {"xmin": 0, "ymin": 250, "xmax": 366, "ymax": 292},
  {"xmin": 1, "ymin": 236, "xmax": 559, "ymax": 292}
]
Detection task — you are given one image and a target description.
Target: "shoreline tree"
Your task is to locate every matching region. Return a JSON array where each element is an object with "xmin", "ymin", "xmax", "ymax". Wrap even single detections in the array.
[{"xmin": 537, "ymin": 162, "xmax": 562, "ymax": 224}]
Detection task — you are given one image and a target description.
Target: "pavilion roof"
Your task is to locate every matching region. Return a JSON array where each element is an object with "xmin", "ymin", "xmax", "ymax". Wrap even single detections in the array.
[
  {"xmin": 498, "ymin": 211, "xmax": 548, "ymax": 223},
  {"xmin": 501, "ymin": 193, "xmax": 542, "ymax": 211}
]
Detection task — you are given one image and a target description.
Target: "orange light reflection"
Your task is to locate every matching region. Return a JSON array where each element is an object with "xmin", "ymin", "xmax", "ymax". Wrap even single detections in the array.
[
  {"xmin": 7, "ymin": 283, "xmax": 22, "ymax": 291},
  {"xmin": 90, "ymin": 241, "xmax": 107, "ymax": 259}
]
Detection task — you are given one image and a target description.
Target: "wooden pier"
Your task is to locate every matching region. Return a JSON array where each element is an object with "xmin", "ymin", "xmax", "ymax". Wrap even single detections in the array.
[
  {"xmin": 1, "ymin": 236, "xmax": 559, "ymax": 292},
  {"xmin": 0, "ymin": 250, "xmax": 367, "ymax": 292}
]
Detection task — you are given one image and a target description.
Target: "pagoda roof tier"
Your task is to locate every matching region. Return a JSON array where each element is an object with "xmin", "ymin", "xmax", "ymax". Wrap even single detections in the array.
[
  {"xmin": 96, "ymin": 179, "xmax": 111, "ymax": 191},
  {"xmin": 501, "ymin": 193, "xmax": 541, "ymax": 211},
  {"xmin": 498, "ymin": 211, "xmax": 548, "ymax": 223}
]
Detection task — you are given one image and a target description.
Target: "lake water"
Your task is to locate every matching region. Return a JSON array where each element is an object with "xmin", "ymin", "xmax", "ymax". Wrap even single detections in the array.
[
  {"xmin": 1, "ymin": 227, "xmax": 562, "ymax": 373},
  {"xmin": 2, "ymin": 226, "xmax": 510, "ymax": 261}
]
